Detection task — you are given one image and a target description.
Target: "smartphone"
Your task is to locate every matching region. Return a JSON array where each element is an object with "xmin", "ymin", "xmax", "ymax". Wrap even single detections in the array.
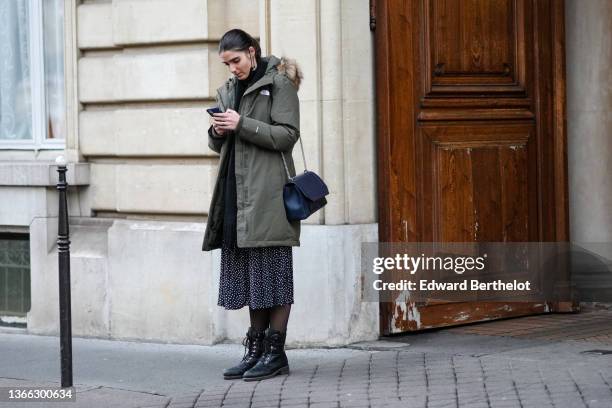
[{"xmin": 206, "ymin": 107, "xmax": 223, "ymax": 116}]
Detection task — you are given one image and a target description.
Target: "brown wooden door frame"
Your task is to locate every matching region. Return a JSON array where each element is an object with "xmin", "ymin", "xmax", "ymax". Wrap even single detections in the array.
[{"xmin": 373, "ymin": 0, "xmax": 573, "ymax": 335}]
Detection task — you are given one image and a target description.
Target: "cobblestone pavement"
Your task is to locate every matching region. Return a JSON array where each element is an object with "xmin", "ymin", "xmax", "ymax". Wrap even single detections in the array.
[
  {"xmin": 2, "ymin": 310, "xmax": 612, "ymax": 408},
  {"xmin": 448, "ymin": 309, "xmax": 612, "ymax": 345},
  {"xmin": 147, "ymin": 348, "xmax": 612, "ymax": 408},
  {"xmin": 143, "ymin": 309, "xmax": 612, "ymax": 408}
]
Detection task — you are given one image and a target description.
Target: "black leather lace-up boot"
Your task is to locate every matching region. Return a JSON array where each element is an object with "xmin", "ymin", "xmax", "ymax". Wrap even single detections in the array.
[
  {"xmin": 242, "ymin": 328, "xmax": 289, "ymax": 381},
  {"xmin": 223, "ymin": 327, "xmax": 266, "ymax": 380}
]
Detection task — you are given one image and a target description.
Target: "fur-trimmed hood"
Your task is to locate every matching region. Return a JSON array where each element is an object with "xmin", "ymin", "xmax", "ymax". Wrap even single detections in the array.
[
  {"xmin": 221, "ymin": 55, "xmax": 303, "ymax": 93},
  {"xmin": 276, "ymin": 56, "xmax": 303, "ymax": 91}
]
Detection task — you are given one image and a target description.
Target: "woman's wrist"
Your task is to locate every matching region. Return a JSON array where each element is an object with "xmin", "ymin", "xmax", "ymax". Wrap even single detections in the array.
[
  {"xmin": 209, "ymin": 125, "xmax": 225, "ymax": 138},
  {"xmin": 235, "ymin": 115, "xmax": 245, "ymax": 133}
]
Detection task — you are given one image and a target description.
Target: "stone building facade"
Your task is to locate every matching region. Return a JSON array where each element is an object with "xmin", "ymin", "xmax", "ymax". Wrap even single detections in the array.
[{"xmin": 0, "ymin": 0, "xmax": 609, "ymax": 346}]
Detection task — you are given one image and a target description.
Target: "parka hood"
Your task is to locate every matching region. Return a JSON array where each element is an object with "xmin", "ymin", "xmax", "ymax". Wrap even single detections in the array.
[
  {"xmin": 275, "ymin": 56, "xmax": 303, "ymax": 91},
  {"xmin": 223, "ymin": 55, "xmax": 303, "ymax": 92}
]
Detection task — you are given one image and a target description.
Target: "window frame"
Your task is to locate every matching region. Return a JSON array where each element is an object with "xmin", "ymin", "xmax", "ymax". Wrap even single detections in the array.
[
  {"xmin": 0, "ymin": 232, "xmax": 31, "ymax": 328},
  {"xmin": 0, "ymin": 0, "xmax": 64, "ymax": 151}
]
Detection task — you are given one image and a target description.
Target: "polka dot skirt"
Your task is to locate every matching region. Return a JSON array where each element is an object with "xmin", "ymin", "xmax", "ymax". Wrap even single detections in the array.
[{"xmin": 217, "ymin": 242, "xmax": 294, "ymax": 310}]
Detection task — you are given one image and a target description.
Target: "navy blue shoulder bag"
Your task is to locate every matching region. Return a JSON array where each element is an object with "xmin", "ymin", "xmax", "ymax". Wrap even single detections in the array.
[{"xmin": 280, "ymin": 138, "xmax": 329, "ymax": 221}]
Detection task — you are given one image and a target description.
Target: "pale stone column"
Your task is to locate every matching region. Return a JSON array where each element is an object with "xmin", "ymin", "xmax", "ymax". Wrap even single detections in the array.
[
  {"xmin": 268, "ymin": 0, "xmax": 326, "ymax": 224},
  {"xmin": 319, "ymin": 0, "xmax": 346, "ymax": 224},
  {"xmin": 266, "ymin": 0, "xmax": 376, "ymax": 225},
  {"xmin": 565, "ymin": 0, "xmax": 612, "ymax": 243},
  {"xmin": 340, "ymin": 0, "xmax": 376, "ymax": 224}
]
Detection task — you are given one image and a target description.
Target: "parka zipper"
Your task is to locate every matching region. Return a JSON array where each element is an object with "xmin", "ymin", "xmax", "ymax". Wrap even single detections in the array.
[{"xmin": 225, "ymin": 79, "xmax": 248, "ymax": 234}]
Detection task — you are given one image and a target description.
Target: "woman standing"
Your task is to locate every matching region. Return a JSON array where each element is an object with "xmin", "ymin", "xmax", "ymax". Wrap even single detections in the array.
[{"xmin": 201, "ymin": 29, "xmax": 303, "ymax": 382}]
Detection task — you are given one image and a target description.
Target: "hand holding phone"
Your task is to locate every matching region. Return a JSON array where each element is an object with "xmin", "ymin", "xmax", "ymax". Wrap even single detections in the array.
[
  {"xmin": 208, "ymin": 107, "xmax": 227, "ymax": 136},
  {"xmin": 206, "ymin": 107, "xmax": 222, "ymax": 116},
  {"xmin": 213, "ymin": 109, "xmax": 240, "ymax": 132}
]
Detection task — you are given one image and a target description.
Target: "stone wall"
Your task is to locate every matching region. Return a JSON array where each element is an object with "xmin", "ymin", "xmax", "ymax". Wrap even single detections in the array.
[
  {"xmin": 14, "ymin": 0, "xmax": 380, "ymax": 346},
  {"xmin": 566, "ymin": 0, "xmax": 612, "ymax": 245}
]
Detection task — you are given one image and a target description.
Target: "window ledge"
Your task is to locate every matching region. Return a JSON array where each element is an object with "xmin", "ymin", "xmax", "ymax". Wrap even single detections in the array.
[{"xmin": 0, "ymin": 162, "xmax": 90, "ymax": 187}]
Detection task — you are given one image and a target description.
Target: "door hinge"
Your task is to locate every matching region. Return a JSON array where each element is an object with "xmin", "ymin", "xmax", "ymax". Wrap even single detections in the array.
[{"xmin": 369, "ymin": 0, "xmax": 376, "ymax": 31}]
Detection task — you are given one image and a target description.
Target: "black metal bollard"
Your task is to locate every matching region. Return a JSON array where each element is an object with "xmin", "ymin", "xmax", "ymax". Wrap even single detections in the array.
[{"xmin": 56, "ymin": 156, "xmax": 73, "ymax": 388}]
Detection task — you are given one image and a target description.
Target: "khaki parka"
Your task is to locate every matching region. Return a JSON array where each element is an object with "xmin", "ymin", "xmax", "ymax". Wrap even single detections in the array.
[{"xmin": 202, "ymin": 55, "xmax": 303, "ymax": 251}]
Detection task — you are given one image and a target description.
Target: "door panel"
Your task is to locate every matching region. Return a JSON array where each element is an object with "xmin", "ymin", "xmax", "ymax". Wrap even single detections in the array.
[
  {"xmin": 421, "ymin": 124, "xmax": 536, "ymax": 243},
  {"xmin": 425, "ymin": 0, "xmax": 529, "ymax": 94},
  {"xmin": 374, "ymin": 0, "xmax": 571, "ymax": 334}
]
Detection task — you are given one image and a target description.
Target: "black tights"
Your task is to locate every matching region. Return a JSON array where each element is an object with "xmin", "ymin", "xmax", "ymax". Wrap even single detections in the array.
[{"xmin": 249, "ymin": 304, "xmax": 291, "ymax": 333}]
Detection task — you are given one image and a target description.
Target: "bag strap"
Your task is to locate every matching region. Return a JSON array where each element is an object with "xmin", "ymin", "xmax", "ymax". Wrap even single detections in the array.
[{"xmin": 280, "ymin": 137, "xmax": 306, "ymax": 180}]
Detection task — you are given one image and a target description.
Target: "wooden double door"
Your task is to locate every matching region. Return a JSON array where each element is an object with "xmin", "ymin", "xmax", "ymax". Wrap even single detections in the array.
[{"xmin": 374, "ymin": 0, "xmax": 571, "ymax": 334}]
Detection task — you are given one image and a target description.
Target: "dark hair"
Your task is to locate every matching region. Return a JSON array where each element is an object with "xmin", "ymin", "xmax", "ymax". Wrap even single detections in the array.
[{"xmin": 218, "ymin": 29, "xmax": 261, "ymax": 59}]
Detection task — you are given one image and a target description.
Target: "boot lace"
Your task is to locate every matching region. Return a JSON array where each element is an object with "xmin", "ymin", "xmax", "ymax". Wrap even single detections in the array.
[
  {"xmin": 241, "ymin": 335, "xmax": 251, "ymax": 360},
  {"xmin": 241, "ymin": 331, "xmax": 262, "ymax": 360}
]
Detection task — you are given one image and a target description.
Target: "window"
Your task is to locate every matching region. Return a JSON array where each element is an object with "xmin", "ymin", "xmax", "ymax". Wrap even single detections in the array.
[
  {"xmin": 0, "ymin": 233, "xmax": 30, "ymax": 328},
  {"xmin": 0, "ymin": 0, "xmax": 65, "ymax": 150}
]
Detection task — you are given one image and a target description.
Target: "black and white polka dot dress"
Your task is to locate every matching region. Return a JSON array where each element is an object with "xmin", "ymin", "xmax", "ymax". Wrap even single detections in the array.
[{"xmin": 217, "ymin": 241, "xmax": 294, "ymax": 310}]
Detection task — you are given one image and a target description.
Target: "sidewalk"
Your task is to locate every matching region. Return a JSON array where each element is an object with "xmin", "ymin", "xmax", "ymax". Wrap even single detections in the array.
[{"xmin": 1, "ymin": 310, "xmax": 611, "ymax": 408}]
